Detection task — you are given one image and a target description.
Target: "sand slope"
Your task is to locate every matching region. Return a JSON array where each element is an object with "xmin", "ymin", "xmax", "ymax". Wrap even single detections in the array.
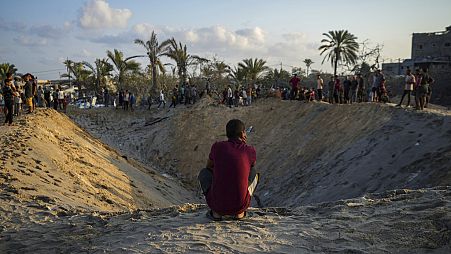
[
  {"xmin": 0, "ymin": 109, "xmax": 198, "ymax": 231},
  {"xmin": 69, "ymin": 98, "xmax": 451, "ymax": 207},
  {"xmin": 1, "ymin": 100, "xmax": 450, "ymax": 253},
  {"xmin": 1, "ymin": 187, "xmax": 450, "ymax": 253}
]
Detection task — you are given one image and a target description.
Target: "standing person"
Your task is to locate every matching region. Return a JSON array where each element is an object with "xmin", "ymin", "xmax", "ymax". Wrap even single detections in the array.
[
  {"xmin": 375, "ymin": 69, "xmax": 385, "ymax": 102},
  {"xmin": 58, "ymin": 87, "xmax": 65, "ymax": 110},
  {"xmin": 191, "ymin": 85, "xmax": 198, "ymax": 104},
  {"xmin": 414, "ymin": 69, "xmax": 422, "ymax": 109},
  {"xmin": 316, "ymin": 75, "xmax": 324, "ymax": 101},
  {"xmin": 328, "ymin": 76, "xmax": 334, "ymax": 103},
  {"xmin": 52, "ymin": 88, "xmax": 59, "ymax": 110},
  {"xmin": 129, "ymin": 93, "xmax": 136, "ymax": 111},
  {"xmin": 198, "ymin": 119, "xmax": 259, "ymax": 221},
  {"xmin": 44, "ymin": 86, "xmax": 51, "ymax": 107},
  {"xmin": 118, "ymin": 90, "xmax": 124, "ymax": 109},
  {"xmin": 241, "ymin": 88, "xmax": 248, "ymax": 106},
  {"xmin": 2, "ymin": 74, "xmax": 16, "ymax": 125},
  {"xmin": 350, "ymin": 75, "xmax": 358, "ymax": 104},
  {"xmin": 334, "ymin": 75, "xmax": 341, "ymax": 104},
  {"xmin": 289, "ymin": 73, "xmax": 300, "ymax": 100},
  {"xmin": 227, "ymin": 85, "xmax": 233, "ymax": 108},
  {"xmin": 357, "ymin": 74, "xmax": 365, "ymax": 103},
  {"xmin": 180, "ymin": 84, "xmax": 185, "ymax": 104},
  {"xmin": 222, "ymin": 88, "xmax": 228, "ymax": 104},
  {"xmin": 397, "ymin": 69, "xmax": 415, "ymax": 107},
  {"xmin": 169, "ymin": 88, "xmax": 177, "ymax": 108},
  {"xmin": 185, "ymin": 83, "xmax": 192, "ymax": 105},
  {"xmin": 158, "ymin": 90, "xmax": 166, "ymax": 108},
  {"xmin": 104, "ymin": 87, "xmax": 109, "ymax": 107},
  {"xmin": 247, "ymin": 86, "xmax": 252, "ymax": 106},
  {"xmin": 419, "ymin": 68, "xmax": 434, "ymax": 110},
  {"xmin": 234, "ymin": 89, "xmax": 240, "ymax": 107},
  {"xmin": 14, "ymin": 82, "xmax": 22, "ymax": 116},
  {"xmin": 343, "ymin": 76, "xmax": 351, "ymax": 104},
  {"xmin": 371, "ymin": 71, "xmax": 378, "ymax": 102},
  {"xmin": 32, "ymin": 76, "xmax": 37, "ymax": 111},
  {"xmin": 123, "ymin": 90, "xmax": 130, "ymax": 110},
  {"xmin": 23, "ymin": 73, "xmax": 34, "ymax": 113},
  {"xmin": 37, "ymin": 86, "xmax": 44, "ymax": 108}
]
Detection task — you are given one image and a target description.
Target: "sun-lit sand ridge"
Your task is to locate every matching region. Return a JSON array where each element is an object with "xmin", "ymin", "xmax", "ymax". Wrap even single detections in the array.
[{"xmin": 1, "ymin": 97, "xmax": 450, "ymax": 253}]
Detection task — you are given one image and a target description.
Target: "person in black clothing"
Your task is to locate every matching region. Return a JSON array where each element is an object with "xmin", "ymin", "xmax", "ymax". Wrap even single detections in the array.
[
  {"xmin": 53, "ymin": 89, "xmax": 59, "ymax": 110},
  {"xmin": 2, "ymin": 74, "xmax": 16, "ymax": 125},
  {"xmin": 357, "ymin": 74, "xmax": 365, "ymax": 102},
  {"xmin": 350, "ymin": 75, "xmax": 358, "ymax": 104},
  {"xmin": 343, "ymin": 76, "xmax": 351, "ymax": 104},
  {"xmin": 104, "ymin": 88, "xmax": 109, "ymax": 107},
  {"xmin": 44, "ymin": 87, "xmax": 51, "ymax": 107}
]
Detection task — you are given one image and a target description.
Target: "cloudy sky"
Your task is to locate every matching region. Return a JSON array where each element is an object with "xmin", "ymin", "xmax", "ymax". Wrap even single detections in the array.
[{"xmin": 1, "ymin": 0, "xmax": 450, "ymax": 79}]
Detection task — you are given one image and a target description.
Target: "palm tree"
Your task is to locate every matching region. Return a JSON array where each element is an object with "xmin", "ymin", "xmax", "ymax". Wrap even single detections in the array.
[
  {"xmin": 164, "ymin": 38, "xmax": 205, "ymax": 85},
  {"xmin": 63, "ymin": 60, "xmax": 92, "ymax": 97},
  {"xmin": 228, "ymin": 66, "xmax": 246, "ymax": 88},
  {"xmin": 318, "ymin": 30, "xmax": 359, "ymax": 77},
  {"xmin": 303, "ymin": 59, "xmax": 314, "ymax": 76},
  {"xmin": 0, "ymin": 63, "xmax": 18, "ymax": 83},
  {"xmin": 134, "ymin": 31, "xmax": 169, "ymax": 94},
  {"xmin": 106, "ymin": 49, "xmax": 141, "ymax": 89},
  {"xmin": 83, "ymin": 58, "xmax": 114, "ymax": 91},
  {"xmin": 238, "ymin": 58, "xmax": 269, "ymax": 85}
]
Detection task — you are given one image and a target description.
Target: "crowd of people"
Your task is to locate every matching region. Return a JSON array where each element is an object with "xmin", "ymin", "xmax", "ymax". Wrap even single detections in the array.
[
  {"xmin": 396, "ymin": 68, "xmax": 434, "ymax": 110},
  {"xmin": 221, "ymin": 84, "xmax": 262, "ymax": 108},
  {"xmin": 1, "ymin": 72, "xmax": 71, "ymax": 125},
  {"xmin": 0, "ymin": 67, "xmax": 437, "ymax": 125},
  {"xmin": 270, "ymin": 68, "xmax": 434, "ymax": 111}
]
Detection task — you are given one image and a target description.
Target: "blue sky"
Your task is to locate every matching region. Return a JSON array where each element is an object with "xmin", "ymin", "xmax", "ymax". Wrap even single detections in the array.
[{"xmin": 1, "ymin": 0, "xmax": 450, "ymax": 79}]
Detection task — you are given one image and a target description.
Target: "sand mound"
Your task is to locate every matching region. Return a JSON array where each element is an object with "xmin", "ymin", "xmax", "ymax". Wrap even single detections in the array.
[
  {"xmin": 1, "ymin": 187, "xmax": 450, "ymax": 253},
  {"xmin": 70, "ymin": 99, "xmax": 451, "ymax": 207},
  {"xmin": 0, "ymin": 109, "xmax": 197, "ymax": 231},
  {"xmin": 2, "ymin": 100, "xmax": 450, "ymax": 253}
]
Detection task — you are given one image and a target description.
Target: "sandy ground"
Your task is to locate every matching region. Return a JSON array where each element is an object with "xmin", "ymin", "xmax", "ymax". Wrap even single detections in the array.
[
  {"xmin": 1, "ymin": 187, "xmax": 450, "ymax": 253},
  {"xmin": 69, "ymin": 98, "xmax": 451, "ymax": 207},
  {"xmin": 0, "ymin": 98, "xmax": 450, "ymax": 253},
  {"xmin": 0, "ymin": 109, "xmax": 198, "ymax": 232}
]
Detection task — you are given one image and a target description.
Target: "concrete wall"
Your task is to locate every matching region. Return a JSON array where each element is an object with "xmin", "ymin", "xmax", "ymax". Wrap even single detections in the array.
[{"xmin": 412, "ymin": 28, "xmax": 451, "ymax": 59}]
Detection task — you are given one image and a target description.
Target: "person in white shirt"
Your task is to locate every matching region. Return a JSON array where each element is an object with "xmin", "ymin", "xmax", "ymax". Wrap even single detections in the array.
[
  {"xmin": 316, "ymin": 75, "xmax": 324, "ymax": 101},
  {"xmin": 397, "ymin": 69, "xmax": 416, "ymax": 107},
  {"xmin": 58, "ymin": 89, "xmax": 65, "ymax": 110},
  {"xmin": 227, "ymin": 85, "xmax": 233, "ymax": 108},
  {"xmin": 241, "ymin": 88, "xmax": 248, "ymax": 106},
  {"xmin": 123, "ymin": 90, "xmax": 130, "ymax": 110},
  {"xmin": 158, "ymin": 90, "xmax": 166, "ymax": 108}
]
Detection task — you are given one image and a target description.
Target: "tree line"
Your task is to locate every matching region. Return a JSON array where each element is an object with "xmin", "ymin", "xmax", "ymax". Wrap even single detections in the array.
[{"xmin": 1, "ymin": 29, "xmax": 383, "ymax": 99}]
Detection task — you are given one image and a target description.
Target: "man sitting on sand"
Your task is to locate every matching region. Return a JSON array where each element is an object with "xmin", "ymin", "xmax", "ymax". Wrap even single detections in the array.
[{"xmin": 198, "ymin": 119, "xmax": 259, "ymax": 221}]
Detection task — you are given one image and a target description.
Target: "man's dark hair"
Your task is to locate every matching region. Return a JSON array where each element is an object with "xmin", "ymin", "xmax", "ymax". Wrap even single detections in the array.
[{"xmin": 226, "ymin": 119, "xmax": 245, "ymax": 139}]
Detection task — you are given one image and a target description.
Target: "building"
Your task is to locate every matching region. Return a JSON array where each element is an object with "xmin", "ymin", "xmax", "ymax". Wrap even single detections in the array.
[
  {"xmin": 382, "ymin": 25, "xmax": 451, "ymax": 106},
  {"xmin": 412, "ymin": 26, "xmax": 451, "ymax": 60}
]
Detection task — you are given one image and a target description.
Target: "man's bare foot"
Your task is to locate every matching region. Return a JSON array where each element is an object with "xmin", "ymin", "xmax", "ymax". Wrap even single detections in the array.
[{"xmin": 235, "ymin": 211, "xmax": 245, "ymax": 219}]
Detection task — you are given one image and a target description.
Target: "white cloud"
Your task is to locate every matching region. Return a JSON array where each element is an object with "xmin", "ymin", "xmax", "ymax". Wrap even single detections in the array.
[
  {"xmin": 182, "ymin": 26, "xmax": 266, "ymax": 51},
  {"xmin": 79, "ymin": 0, "xmax": 132, "ymax": 29},
  {"xmin": 80, "ymin": 22, "xmax": 323, "ymax": 70},
  {"xmin": 236, "ymin": 27, "xmax": 266, "ymax": 43}
]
